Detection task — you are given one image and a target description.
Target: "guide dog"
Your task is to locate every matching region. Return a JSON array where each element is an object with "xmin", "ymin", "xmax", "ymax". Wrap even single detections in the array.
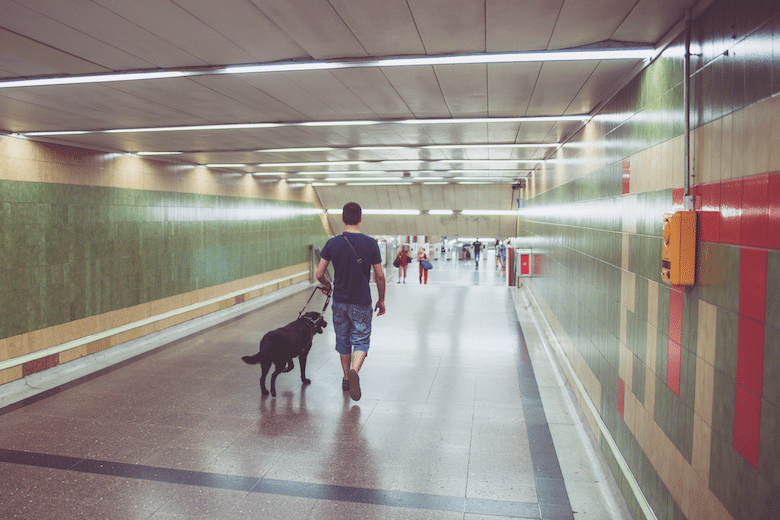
[{"xmin": 241, "ymin": 311, "xmax": 327, "ymax": 397}]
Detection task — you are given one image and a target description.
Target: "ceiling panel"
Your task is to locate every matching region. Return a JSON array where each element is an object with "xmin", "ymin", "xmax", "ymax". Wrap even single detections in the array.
[
  {"xmin": 487, "ymin": 63, "xmax": 543, "ymax": 117},
  {"xmin": 407, "ymin": 0, "xmax": 486, "ymax": 54},
  {"xmin": 3, "ymin": 0, "xmax": 193, "ymax": 70},
  {"xmin": 434, "ymin": 64, "xmax": 488, "ymax": 117},
  {"xmin": 486, "ymin": 0, "xmax": 565, "ymax": 52},
  {"xmin": 0, "ymin": 28, "xmax": 105, "ymax": 77},
  {"xmin": 329, "ymin": 0, "xmax": 425, "ymax": 57},
  {"xmin": 246, "ymin": 0, "xmax": 368, "ymax": 59},
  {"xmin": 549, "ymin": 0, "xmax": 637, "ymax": 49},
  {"xmin": 166, "ymin": 0, "xmax": 309, "ymax": 62},
  {"xmin": 380, "ymin": 66, "xmax": 450, "ymax": 118}
]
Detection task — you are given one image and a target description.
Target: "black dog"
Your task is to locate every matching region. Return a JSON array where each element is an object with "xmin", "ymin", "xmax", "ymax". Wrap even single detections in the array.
[{"xmin": 242, "ymin": 311, "xmax": 327, "ymax": 397}]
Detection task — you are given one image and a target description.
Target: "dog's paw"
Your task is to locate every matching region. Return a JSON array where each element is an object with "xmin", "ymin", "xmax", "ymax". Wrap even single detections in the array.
[{"xmin": 302, "ymin": 378, "xmax": 311, "ymax": 385}]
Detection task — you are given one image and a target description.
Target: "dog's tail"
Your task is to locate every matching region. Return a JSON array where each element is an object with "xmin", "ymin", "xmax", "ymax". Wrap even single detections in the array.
[{"xmin": 241, "ymin": 352, "xmax": 262, "ymax": 365}]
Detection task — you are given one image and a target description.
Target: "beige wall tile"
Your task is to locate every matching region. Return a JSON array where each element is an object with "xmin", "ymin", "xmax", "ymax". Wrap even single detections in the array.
[
  {"xmin": 697, "ymin": 300, "xmax": 717, "ymax": 366},
  {"xmin": 621, "ymin": 233, "xmax": 631, "ymax": 270},
  {"xmin": 721, "ymin": 114, "xmax": 733, "ymax": 179},
  {"xmin": 694, "ymin": 356, "xmax": 715, "ymax": 427},
  {"xmin": 752, "ymin": 97, "xmax": 772, "ymax": 175},
  {"xmin": 771, "ymin": 94, "xmax": 780, "ymax": 173},
  {"xmin": 647, "ymin": 280, "xmax": 659, "ymax": 327},
  {"xmin": 645, "ymin": 322, "xmax": 658, "ymax": 420},
  {"xmin": 620, "ymin": 342, "xmax": 633, "ymax": 393},
  {"xmin": 710, "ymin": 118, "xmax": 723, "ymax": 182},
  {"xmin": 621, "ymin": 269, "xmax": 636, "ymax": 313},
  {"xmin": 673, "ymin": 135, "xmax": 685, "ymax": 189},
  {"xmin": 623, "ymin": 198, "xmax": 637, "ymax": 234},
  {"xmin": 692, "ymin": 413, "xmax": 712, "ymax": 485},
  {"xmin": 695, "ymin": 124, "xmax": 712, "ymax": 184}
]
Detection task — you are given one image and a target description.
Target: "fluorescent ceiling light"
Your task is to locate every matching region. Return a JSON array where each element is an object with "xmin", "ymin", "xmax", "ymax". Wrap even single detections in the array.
[
  {"xmin": 136, "ymin": 151, "xmax": 183, "ymax": 156},
  {"xmin": 207, "ymin": 163, "xmax": 247, "ymax": 168},
  {"xmin": 423, "ymin": 182, "xmax": 450, "ymax": 185},
  {"xmin": 257, "ymin": 147, "xmax": 335, "ymax": 153},
  {"xmin": 424, "ymin": 143, "xmax": 559, "ymax": 149},
  {"xmin": 363, "ymin": 209, "xmax": 421, "ymax": 215},
  {"xmin": 1, "ymin": 48, "xmax": 653, "ymax": 89},
  {"xmin": 259, "ymin": 160, "xmax": 367, "ymax": 167},
  {"xmin": 462, "ymin": 210, "xmax": 519, "ymax": 215},
  {"xmin": 326, "ymin": 177, "xmax": 399, "ymax": 182},
  {"xmin": 250, "ymin": 143, "xmax": 557, "ymax": 154},
  {"xmin": 440, "ymin": 159, "xmax": 541, "ymax": 164},
  {"xmin": 0, "ymin": 70, "xmax": 194, "ymax": 88},
  {"xmin": 251, "ymin": 172, "xmax": 287, "ymax": 176},
  {"xmin": 21, "ymin": 115, "xmax": 587, "ymax": 137},
  {"xmin": 404, "ymin": 116, "xmax": 588, "ymax": 124},
  {"xmin": 304, "ymin": 170, "xmax": 387, "ymax": 175},
  {"xmin": 429, "ymin": 210, "xmax": 454, "ymax": 215},
  {"xmin": 348, "ymin": 182, "xmax": 413, "ymax": 186},
  {"xmin": 351, "ymin": 146, "xmax": 410, "ymax": 151},
  {"xmin": 312, "ymin": 183, "xmax": 337, "ymax": 187}
]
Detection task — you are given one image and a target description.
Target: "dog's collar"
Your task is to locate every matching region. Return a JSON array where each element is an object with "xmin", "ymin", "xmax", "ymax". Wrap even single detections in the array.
[{"xmin": 299, "ymin": 315, "xmax": 320, "ymax": 332}]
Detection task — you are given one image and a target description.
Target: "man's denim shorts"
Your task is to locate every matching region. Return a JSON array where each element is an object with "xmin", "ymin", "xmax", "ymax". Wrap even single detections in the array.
[{"xmin": 331, "ymin": 302, "xmax": 373, "ymax": 355}]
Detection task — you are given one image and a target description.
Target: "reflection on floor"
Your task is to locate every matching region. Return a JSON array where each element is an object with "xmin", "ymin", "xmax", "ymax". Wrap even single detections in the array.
[{"xmin": 0, "ymin": 257, "xmax": 629, "ymax": 519}]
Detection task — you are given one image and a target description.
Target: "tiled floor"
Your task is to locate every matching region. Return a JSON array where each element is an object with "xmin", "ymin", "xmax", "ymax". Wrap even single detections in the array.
[{"xmin": 0, "ymin": 256, "xmax": 629, "ymax": 519}]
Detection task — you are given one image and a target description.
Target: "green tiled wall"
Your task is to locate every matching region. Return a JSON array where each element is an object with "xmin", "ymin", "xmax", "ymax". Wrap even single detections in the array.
[
  {"xmin": 518, "ymin": 2, "xmax": 780, "ymax": 519},
  {"xmin": 0, "ymin": 180, "xmax": 329, "ymax": 340}
]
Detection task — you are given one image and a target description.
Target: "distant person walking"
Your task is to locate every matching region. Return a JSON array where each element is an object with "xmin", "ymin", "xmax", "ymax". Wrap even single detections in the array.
[
  {"xmin": 473, "ymin": 238, "xmax": 483, "ymax": 267},
  {"xmin": 395, "ymin": 245, "xmax": 412, "ymax": 283},
  {"xmin": 417, "ymin": 249, "xmax": 429, "ymax": 284}
]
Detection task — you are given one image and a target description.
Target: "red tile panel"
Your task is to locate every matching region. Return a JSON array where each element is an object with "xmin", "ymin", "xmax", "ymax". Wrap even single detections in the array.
[
  {"xmin": 622, "ymin": 159, "xmax": 630, "ymax": 195},
  {"xmin": 739, "ymin": 247, "xmax": 767, "ymax": 324},
  {"xmin": 733, "ymin": 383, "xmax": 761, "ymax": 469},
  {"xmin": 668, "ymin": 288, "xmax": 684, "ymax": 345},
  {"xmin": 769, "ymin": 172, "xmax": 780, "ymax": 250},
  {"xmin": 741, "ymin": 174, "xmax": 769, "ymax": 248},
  {"xmin": 720, "ymin": 178, "xmax": 744, "ymax": 245},
  {"xmin": 736, "ymin": 315, "xmax": 765, "ymax": 397},
  {"xmin": 667, "ymin": 287, "xmax": 684, "ymax": 396},
  {"xmin": 667, "ymin": 339, "xmax": 682, "ymax": 396},
  {"xmin": 22, "ymin": 354, "xmax": 60, "ymax": 377},
  {"xmin": 696, "ymin": 181, "xmax": 721, "ymax": 243},
  {"xmin": 618, "ymin": 377, "xmax": 625, "ymax": 417},
  {"xmin": 673, "ymin": 187, "xmax": 684, "ymax": 207}
]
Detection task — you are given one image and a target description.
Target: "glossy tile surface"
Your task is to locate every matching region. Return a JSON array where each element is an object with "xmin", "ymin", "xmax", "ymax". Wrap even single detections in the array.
[{"xmin": 0, "ymin": 259, "xmax": 623, "ymax": 519}]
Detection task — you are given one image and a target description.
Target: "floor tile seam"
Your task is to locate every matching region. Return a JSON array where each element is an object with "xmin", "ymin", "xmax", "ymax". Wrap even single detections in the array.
[{"xmin": 0, "ymin": 447, "xmax": 542, "ymax": 518}]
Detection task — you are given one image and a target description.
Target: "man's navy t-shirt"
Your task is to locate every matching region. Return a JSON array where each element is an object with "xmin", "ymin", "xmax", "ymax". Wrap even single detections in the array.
[{"xmin": 320, "ymin": 233, "xmax": 381, "ymax": 306}]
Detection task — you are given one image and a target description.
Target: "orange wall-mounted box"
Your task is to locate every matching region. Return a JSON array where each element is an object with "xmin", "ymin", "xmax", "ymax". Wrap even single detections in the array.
[{"xmin": 661, "ymin": 211, "xmax": 697, "ymax": 286}]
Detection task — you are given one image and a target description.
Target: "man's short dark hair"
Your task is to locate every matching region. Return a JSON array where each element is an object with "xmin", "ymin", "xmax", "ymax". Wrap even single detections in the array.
[{"xmin": 342, "ymin": 202, "xmax": 362, "ymax": 225}]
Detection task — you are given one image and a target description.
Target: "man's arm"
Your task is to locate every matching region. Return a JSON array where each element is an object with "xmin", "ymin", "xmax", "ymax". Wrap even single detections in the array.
[
  {"xmin": 315, "ymin": 257, "xmax": 332, "ymax": 295},
  {"xmin": 372, "ymin": 263, "xmax": 386, "ymax": 315}
]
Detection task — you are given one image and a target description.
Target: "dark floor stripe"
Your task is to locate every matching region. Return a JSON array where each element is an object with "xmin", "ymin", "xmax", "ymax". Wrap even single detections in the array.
[
  {"xmin": 506, "ymin": 292, "xmax": 575, "ymax": 520},
  {"xmin": 0, "ymin": 448, "xmax": 542, "ymax": 518}
]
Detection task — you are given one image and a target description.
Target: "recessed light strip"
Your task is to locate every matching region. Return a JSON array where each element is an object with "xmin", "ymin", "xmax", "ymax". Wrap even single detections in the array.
[
  {"xmin": 325, "ymin": 208, "xmax": 519, "ymax": 215},
  {"xmin": 1, "ymin": 48, "xmax": 655, "ymax": 89},
  {"xmin": 22, "ymin": 116, "xmax": 587, "ymax": 137}
]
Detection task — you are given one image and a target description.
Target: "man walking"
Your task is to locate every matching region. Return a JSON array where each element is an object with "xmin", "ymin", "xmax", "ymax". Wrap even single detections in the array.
[
  {"xmin": 316, "ymin": 202, "xmax": 386, "ymax": 401},
  {"xmin": 473, "ymin": 238, "xmax": 483, "ymax": 267}
]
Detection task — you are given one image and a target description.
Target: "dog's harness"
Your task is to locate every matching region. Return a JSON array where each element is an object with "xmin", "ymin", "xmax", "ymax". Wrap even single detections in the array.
[{"xmin": 298, "ymin": 285, "xmax": 331, "ymax": 319}]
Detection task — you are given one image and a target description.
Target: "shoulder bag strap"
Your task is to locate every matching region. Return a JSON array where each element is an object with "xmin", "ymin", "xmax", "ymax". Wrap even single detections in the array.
[{"xmin": 342, "ymin": 233, "xmax": 370, "ymax": 279}]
